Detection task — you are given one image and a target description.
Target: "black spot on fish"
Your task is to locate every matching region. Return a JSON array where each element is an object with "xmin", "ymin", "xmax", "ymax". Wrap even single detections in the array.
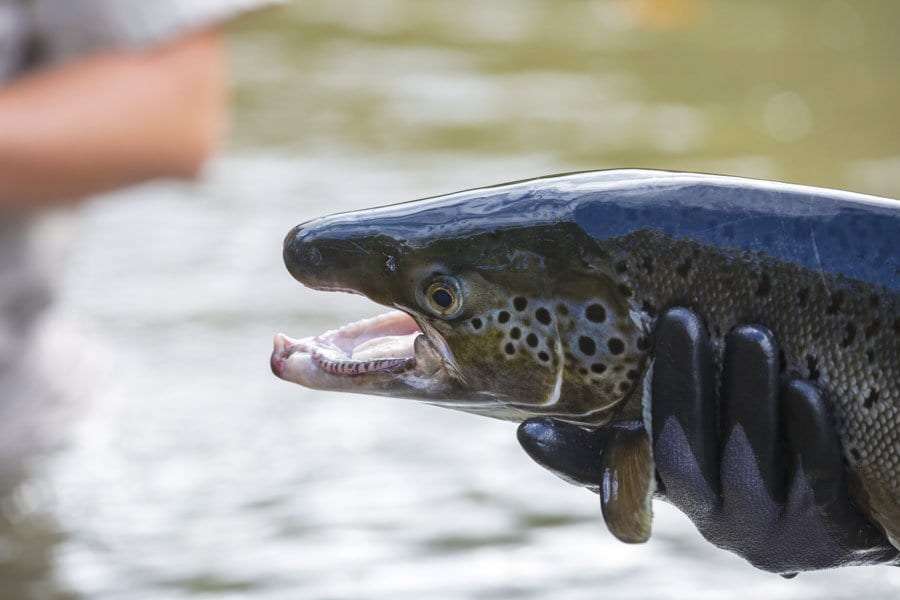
[
  {"xmin": 526, "ymin": 333, "xmax": 538, "ymax": 348},
  {"xmin": 471, "ymin": 318, "xmax": 482, "ymax": 330},
  {"xmin": 841, "ymin": 322, "xmax": 856, "ymax": 348},
  {"xmin": 498, "ymin": 311, "xmax": 510, "ymax": 324},
  {"xmin": 863, "ymin": 388, "xmax": 879, "ymax": 409},
  {"xmin": 615, "ymin": 261, "xmax": 628, "ymax": 274},
  {"xmin": 608, "ymin": 338, "xmax": 625, "ymax": 355},
  {"xmin": 618, "ymin": 284, "xmax": 633, "ymax": 298},
  {"xmin": 797, "ymin": 287, "xmax": 809, "ymax": 307},
  {"xmin": 806, "ymin": 355, "xmax": 820, "ymax": 381},
  {"xmin": 676, "ymin": 259, "xmax": 692, "ymax": 278},
  {"xmin": 591, "ymin": 363, "xmax": 606, "ymax": 374},
  {"xmin": 556, "ymin": 304, "xmax": 569, "ymax": 316},
  {"xmin": 538, "ymin": 351, "xmax": 550, "ymax": 362},
  {"xmin": 510, "ymin": 327, "xmax": 521, "ymax": 340},
  {"xmin": 578, "ymin": 336, "xmax": 596, "ymax": 355},
  {"xmin": 618, "ymin": 381, "xmax": 631, "ymax": 393},
  {"xmin": 641, "ymin": 301, "xmax": 656, "ymax": 317},
  {"xmin": 826, "ymin": 291, "xmax": 845, "ymax": 315},
  {"xmin": 513, "ymin": 297, "xmax": 528, "ymax": 311},
  {"xmin": 865, "ymin": 319, "xmax": 880, "ymax": 341},
  {"xmin": 585, "ymin": 304, "xmax": 606, "ymax": 323},
  {"xmin": 627, "ymin": 369, "xmax": 639, "ymax": 380},
  {"xmin": 850, "ymin": 447, "xmax": 861, "ymax": 462},
  {"xmin": 535, "ymin": 307, "xmax": 552, "ymax": 325},
  {"xmin": 504, "ymin": 343, "xmax": 516, "ymax": 355},
  {"xmin": 755, "ymin": 273, "xmax": 771, "ymax": 297}
]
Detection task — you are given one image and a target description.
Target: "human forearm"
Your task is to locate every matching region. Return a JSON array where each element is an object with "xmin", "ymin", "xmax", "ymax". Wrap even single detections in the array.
[{"xmin": 0, "ymin": 29, "xmax": 225, "ymax": 210}]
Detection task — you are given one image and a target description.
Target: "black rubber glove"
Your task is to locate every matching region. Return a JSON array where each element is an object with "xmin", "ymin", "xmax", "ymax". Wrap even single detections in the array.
[{"xmin": 518, "ymin": 307, "xmax": 899, "ymax": 574}]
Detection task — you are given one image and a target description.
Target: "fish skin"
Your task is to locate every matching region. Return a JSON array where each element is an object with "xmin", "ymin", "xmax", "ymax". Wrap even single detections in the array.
[
  {"xmin": 568, "ymin": 173, "xmax": 899, "ymax": 545},
  {"xmin": 282, "ymin": 170, "xmax": 899, "ymax": 545}
]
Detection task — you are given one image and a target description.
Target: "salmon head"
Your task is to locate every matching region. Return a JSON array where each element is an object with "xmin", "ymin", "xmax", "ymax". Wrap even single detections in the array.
[{"xmin": 271, "ymin": 173, "xmax": 652, "ymax": 423}]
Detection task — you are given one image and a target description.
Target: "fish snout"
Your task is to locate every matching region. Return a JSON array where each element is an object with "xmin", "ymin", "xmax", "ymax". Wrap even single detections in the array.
[
  {"xmin": 283, "ymin": 219, "xmax": 398, "ymax": 297},
  {"xmin": 283, "ymin": 221, "xmax": 365, "ymax": 290},
  {"xmin": 283, "ymin": 222, "xmax": 326, "ymax": 286}
]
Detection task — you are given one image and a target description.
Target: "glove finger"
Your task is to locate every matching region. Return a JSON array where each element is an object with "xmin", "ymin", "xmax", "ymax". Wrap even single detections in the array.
[
  {"xmin": 517, "ymin": 417, "xmax": 616, "ymax": 488},
  {"xmin": 781, "ymin": 380, "xmax": 844, "ymax": 507},
  {"xmin": 651, "ymin": 307, "xmax": 720, "ymax": 509},
  {"xmin": 720, "ymin": 325, "xmax": 785, "ymax": 503},
  {"xmin": 782, "ymin": 380, "xmax": 894, "ymax": 555}
]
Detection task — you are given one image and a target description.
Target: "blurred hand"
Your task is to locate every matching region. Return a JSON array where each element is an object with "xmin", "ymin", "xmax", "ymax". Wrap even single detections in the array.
[
  {"xmin": 518, "ymin": 307, "xmax": 899, "ymax": 574},
  {"xmin": 0, "ymin": 28, "xmax": 225, "ymax": 210}
]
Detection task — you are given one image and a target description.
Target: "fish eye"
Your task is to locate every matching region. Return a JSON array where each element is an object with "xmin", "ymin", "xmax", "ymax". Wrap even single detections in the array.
[
  {"xmin": 421, "ymin": 276, "xmax": 463, "ymax": 318},
  {"xmin": 431, "ymin": 287, "xmax": 453, "ymax": 308}
]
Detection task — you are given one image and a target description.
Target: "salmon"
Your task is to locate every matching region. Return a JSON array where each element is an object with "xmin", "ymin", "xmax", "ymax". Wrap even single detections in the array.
[{"xmin": 272, "ymin": 170, "xmax": 899, "ymax": 546}]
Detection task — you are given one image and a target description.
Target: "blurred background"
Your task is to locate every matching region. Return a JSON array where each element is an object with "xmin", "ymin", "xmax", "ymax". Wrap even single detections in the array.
[{"xmin": 3, "ymin": 0, "xmax": 900, "ymax": 598}]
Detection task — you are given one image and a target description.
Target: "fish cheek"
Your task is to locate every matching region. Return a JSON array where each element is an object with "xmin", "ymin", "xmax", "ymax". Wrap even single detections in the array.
[
  {"xmin": 449, "ymin": 328, "xmax": 554, "ymax": 402},
  {"xmin": 460, "ymin": 272, "xmax": 516, "ymax": 316}
]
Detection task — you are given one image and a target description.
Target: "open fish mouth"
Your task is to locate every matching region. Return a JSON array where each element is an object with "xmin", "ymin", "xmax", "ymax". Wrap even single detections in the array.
[
  {"xmin": 273, "ymin": 310, "xmax": 419, "ymax": 376},
  {"xmin": 271, "ymin": 309, "xmax": 456, "ymax": 396}
]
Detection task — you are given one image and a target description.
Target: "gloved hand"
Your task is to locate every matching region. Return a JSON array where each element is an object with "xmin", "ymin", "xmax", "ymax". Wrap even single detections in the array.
[{"xmin": 517, "ymin": 307, "xmax": 899, "ymax": 574}]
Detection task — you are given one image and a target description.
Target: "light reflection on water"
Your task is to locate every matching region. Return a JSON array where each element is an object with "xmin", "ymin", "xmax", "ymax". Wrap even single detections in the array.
[{"xmin": 5, "ymin": 1, "xmax": 900, "ymax": 598}]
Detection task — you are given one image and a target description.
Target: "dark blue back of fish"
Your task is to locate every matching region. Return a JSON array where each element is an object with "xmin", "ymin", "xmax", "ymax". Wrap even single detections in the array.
[{"xmin": 573, "ymin": 179, "xmax": 899, "ymax": 293}]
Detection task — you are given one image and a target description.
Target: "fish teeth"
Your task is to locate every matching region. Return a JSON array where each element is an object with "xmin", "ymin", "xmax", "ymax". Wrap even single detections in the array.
[{"xmin": 311, "ymin": 349, "xmax": 414, "ymax": 376}]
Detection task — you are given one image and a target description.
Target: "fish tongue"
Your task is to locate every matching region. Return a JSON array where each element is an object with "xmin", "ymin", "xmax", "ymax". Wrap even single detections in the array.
[{"xmin": 351, "ymin": 333, "xmax": 419, "ymax": 361}]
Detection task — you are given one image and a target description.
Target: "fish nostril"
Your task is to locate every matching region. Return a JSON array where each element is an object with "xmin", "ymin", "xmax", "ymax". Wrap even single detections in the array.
[{"xmin": 306, "ymin": 245, "xmax": 322, "ymax": 265}]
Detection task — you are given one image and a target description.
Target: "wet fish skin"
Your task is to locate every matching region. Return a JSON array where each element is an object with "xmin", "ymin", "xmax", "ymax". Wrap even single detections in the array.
[
  {"xmin": 279, "ymin": 170, "xmax": 899, "ymax": 546},
  {"xmin": 569, "ymin": 173, "xmax": 898, "ymax": 545}
]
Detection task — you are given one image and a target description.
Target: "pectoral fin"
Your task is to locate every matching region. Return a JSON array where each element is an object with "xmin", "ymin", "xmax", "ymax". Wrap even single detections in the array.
[{"xmin": 599, "ymin": 422, "xmax": 655, "ymax": 544}]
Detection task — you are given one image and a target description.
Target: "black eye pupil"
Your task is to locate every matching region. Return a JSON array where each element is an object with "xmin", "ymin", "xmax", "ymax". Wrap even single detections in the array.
[{"xmin": 432, "ymin": 288, "xmax": 453, "ymax": 309}]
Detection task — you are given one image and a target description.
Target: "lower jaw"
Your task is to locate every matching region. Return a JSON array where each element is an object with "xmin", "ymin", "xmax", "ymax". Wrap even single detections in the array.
[{"xmin": 311, "ymin": 351, "xmax": 416, "ymax": 376}]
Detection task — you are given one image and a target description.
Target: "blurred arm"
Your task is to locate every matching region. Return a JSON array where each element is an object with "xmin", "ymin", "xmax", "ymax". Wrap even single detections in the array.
[{"xmin": 0, "ymin": 28, "xmax": 226, "ymax": 210}]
